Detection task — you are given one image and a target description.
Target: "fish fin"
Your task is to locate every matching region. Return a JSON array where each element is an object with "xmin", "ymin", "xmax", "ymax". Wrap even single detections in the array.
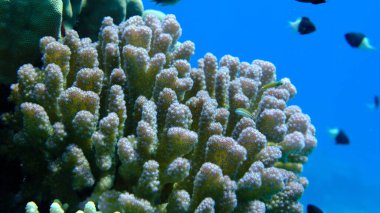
[
  {"xmin": 327, "ymin": 128, "xmax": 339, "ymax": 138},
  {"xmin": 367, "ymin": 103, "xmax": 375, "ymax": 110},
  {"xmin": 289, "ymin": 20, "xmax": 300, "ymax": 32},
  {"xmin": 359, "ymin": 37, "xmax": 376, "ymax": 50}
]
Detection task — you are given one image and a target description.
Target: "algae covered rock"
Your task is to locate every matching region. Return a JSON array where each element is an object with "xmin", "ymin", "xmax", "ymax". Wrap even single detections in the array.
[
  {"xmin": 75, "ymin": 0, "xmax": 144, "ymax": 40},
  {"xmin": 0, "ymin": 0, "xmax": 144, "ymax": 84},
  {"xmin": 0, "ymin": 0, "xmax": 63, "ymax": 84}
]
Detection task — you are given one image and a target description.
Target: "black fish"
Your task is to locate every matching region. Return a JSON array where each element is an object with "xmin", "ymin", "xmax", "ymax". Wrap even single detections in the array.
[
  {"xmin": 329, "ymin": 128, "xmax": 350, "ymax": 145},
  {"xmin": 345, "ymin": 32, "xmax": 375, "ymax": 50},
  {"xmin": 307, "ymin": 204, "xmax": 323, "ymax": 213},
  {"xmin": 152, "ymin": 0, "xmax": 180, "ymax": 5},
  {"xmin": 296, "ymin": 0, "xmax": 326, "ymax": 4},
  {"xmin": 290, "ymin": 17, "xmax": 316, "ymax": 35}
]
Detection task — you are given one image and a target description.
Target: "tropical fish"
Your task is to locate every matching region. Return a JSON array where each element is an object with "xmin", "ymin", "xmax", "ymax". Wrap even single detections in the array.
[
  {"xmin": 261, "ymin": 81, "xmax": 283, "ymax": 90},
  {"xmin": 328, "ymin": 128, "xmax": 350, "ymax": 145},
  {"xmin": 289, "ymin": 17, "xmax": 316, "ymax": 35},
  {"xmin": 152, "ymin": 0, "xmax": 181, "ymax": 6},
  {"xmin": 235, "ymin": 108, "xmax": 253, "ymax": 118},
  {"xmin": 307, "ymin": 204, "xmax": 323, "ymax": 213},
  {"xmin": 296, "ymin": 0, "xmax": 326, "ymax": 4},
  {"xmin": 345, "ymin": 32, "xmax": 375, "ymax": 50}
]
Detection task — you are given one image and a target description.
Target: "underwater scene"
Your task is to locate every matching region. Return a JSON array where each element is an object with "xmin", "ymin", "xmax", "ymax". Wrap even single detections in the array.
[{"xmin": 0, "ymin": 0, "xmax": 378, "ymax": 212}]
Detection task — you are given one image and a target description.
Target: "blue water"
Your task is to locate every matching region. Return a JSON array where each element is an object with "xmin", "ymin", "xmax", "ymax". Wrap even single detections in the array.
[{"xmin": 146, "ymin": 1, "xmax": 380, "ymax": 212}]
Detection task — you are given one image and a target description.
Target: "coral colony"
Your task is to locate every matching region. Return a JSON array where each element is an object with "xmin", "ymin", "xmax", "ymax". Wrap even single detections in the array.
[{"xmin": 4, "ymin": 14, "xmax": 316, "ymax": 212}]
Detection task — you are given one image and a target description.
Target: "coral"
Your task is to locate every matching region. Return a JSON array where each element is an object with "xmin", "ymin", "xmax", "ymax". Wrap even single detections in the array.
[
  {"xmin": 4, "ymin": 14, "xmax": 316, "ymax": 212},
  {"xmin": 0, "ymin": 0, "xmax": 144, "ymax": 84}
]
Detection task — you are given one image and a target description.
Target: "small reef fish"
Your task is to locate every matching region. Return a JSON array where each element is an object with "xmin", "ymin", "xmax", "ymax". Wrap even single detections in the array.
[
  {"xmin": 307, "ymin": 204, "xmax": 323, "ymax": 213},
  {"xmin": 235, "ymin": 81, "xmax": 285, "ymax": 119},
  {"xmin": 328, "ymin": 128, "xmax": 350, "ymax": 145},
  {"xmin": 261, "ymin": 81, "xmax": 283, "ymax": 90},
  {"xmin": 289, "ymin": 17, "xmax": 316, "ymax": 35},
  {"xmin": 296, "ymin": 0, "xmax": 326, "ymax": 4},
  {"xmin": 152, "ymin": 0, "xmax": 181, "ymax": 5},
  {"xmin": 345, "ymin": 32, "xmax": 375, "ymax": 50},
  {"xmin": 235, "ymin": 108, "xmax": 253, "ymax": 119}
]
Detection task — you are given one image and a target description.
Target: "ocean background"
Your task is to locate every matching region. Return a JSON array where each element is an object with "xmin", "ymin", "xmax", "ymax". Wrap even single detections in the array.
[{"xmin": 146, "ymin": 1, "xmax": 380, "ymax": 212}]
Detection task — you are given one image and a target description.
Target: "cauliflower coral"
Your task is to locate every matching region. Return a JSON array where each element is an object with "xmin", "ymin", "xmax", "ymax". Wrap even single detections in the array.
[{"xmin": 3, "ymin": 14, "xmax": 316, "ymax": 213}]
